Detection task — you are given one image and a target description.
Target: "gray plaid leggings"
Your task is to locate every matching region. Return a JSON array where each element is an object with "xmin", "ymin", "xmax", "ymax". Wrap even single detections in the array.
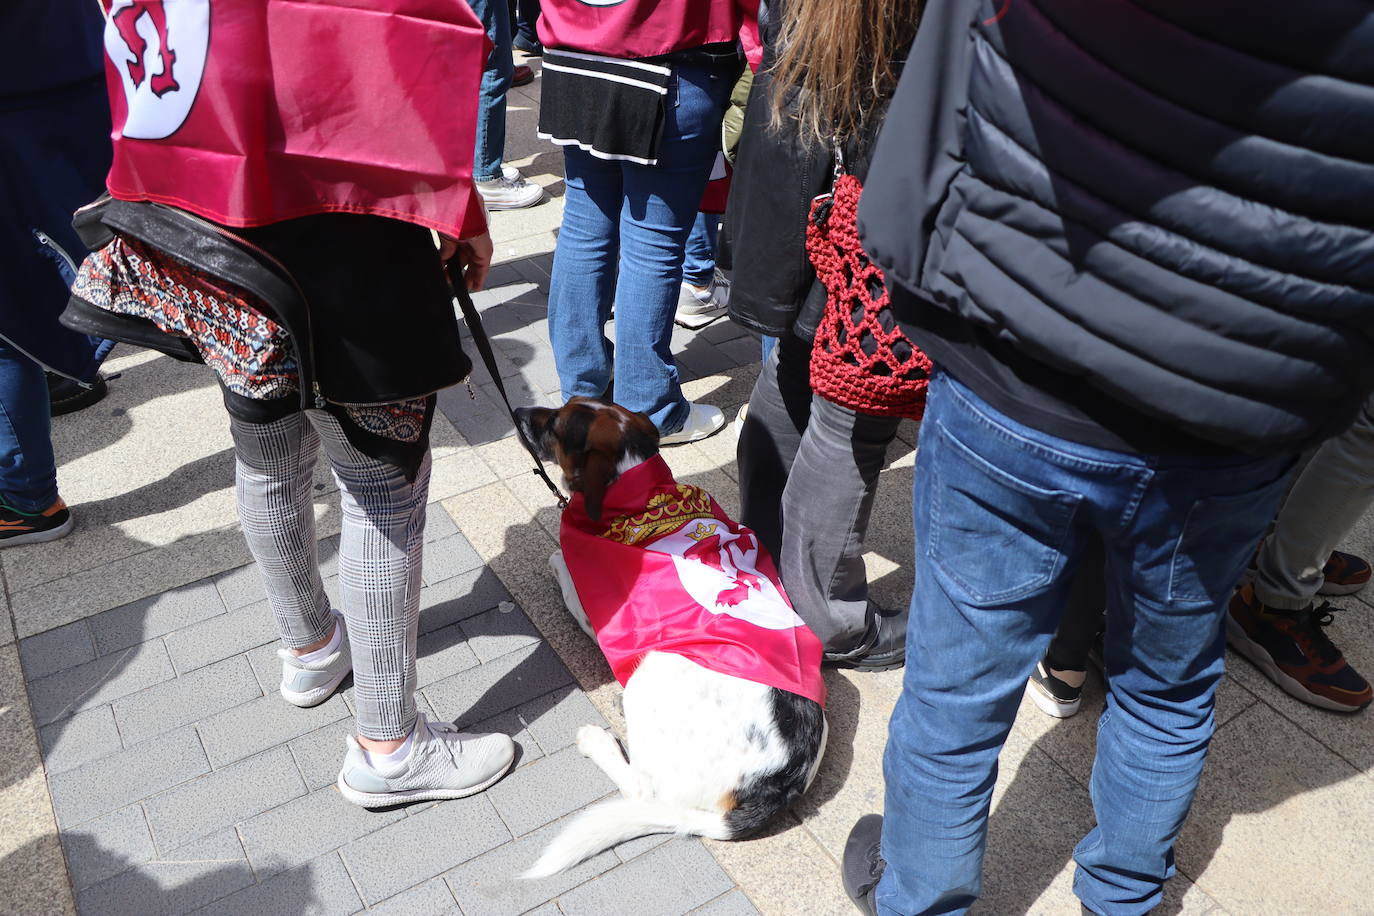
[{"xmin": 229, "ymin": 410, "xmax": 429, "ymax": 741}]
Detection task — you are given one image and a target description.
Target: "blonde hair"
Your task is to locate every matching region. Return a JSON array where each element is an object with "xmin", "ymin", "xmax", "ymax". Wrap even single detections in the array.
[{"xmin": 768, "ymin": 0, "xmax": 922, "ymax": 143}]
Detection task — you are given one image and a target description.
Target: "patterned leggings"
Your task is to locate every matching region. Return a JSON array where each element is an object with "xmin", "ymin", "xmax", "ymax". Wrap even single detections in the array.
[{"xmin": 229, "ymin": 410, "xmax": 429, "ymax": 741}]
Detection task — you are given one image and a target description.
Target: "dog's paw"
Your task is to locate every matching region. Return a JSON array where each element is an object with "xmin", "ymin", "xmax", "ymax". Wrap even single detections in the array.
[{"xmin": 576, "ymin": 725, "xmax": 612, "ymax": 758}]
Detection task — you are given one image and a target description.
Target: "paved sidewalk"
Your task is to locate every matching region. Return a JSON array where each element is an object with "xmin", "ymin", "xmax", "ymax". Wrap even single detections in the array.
[{"xmin": 4, "ymin": 55, "xmax": 1374, "ymax": 916}]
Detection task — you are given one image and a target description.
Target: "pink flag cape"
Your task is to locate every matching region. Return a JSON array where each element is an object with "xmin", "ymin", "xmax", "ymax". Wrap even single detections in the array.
[
  {"xmin": 99, "ymin": 0, "xmax": 489, "ymax": 239},
  {"xmin": 560, "ymin": 455, "xmax": 827, "ymax": 707}
]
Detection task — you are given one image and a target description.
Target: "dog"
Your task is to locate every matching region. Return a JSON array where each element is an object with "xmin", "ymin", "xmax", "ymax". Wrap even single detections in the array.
[{"xmin": 514, "ymin": 397, "xmax": 828, "ymax": 878}]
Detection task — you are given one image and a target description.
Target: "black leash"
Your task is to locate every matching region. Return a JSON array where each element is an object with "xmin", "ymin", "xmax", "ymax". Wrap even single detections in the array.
[{"xmin": 446, "ymin": 261, "xmax": 569, "ymax": 509}]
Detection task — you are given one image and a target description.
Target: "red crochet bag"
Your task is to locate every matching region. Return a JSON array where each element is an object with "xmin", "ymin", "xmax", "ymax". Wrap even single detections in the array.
[{"xmin": 807, "ymin": 165, "xmax": 931, "ymax": 420}]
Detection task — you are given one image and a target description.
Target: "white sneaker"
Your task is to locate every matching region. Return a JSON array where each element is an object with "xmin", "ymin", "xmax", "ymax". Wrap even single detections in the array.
[
  {"xmin": 278, "ymin": 614, "xmax": 351, "ymax": 708},
  {"xmin": 660, "ymin": 401, "xmax": 726, "ymax": 446},
  {"xmin": 475, "ymin": 171, "xmax": 544, "ymax": 210},
  {"xmin": 732, "ymin": 402, "xmax": 749, "ymax": 440},
  {"xmin": 336, "ymin": 712, "xmax": 516, "ymax": 808},
  {"xmin": 674, "ymin": 270, "xmax": 731, "ymax": 328}
]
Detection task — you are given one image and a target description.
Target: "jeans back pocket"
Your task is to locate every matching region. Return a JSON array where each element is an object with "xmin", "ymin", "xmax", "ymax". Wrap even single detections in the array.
[{"xmin": 927, "ymin": 419, "xmax": 1082, "ymax": 606}]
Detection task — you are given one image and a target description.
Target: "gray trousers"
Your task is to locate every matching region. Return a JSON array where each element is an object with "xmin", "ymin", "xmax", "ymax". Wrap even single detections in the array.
[
  {"xmin": 736, "ymin": 333, "xmax": 905, "ymax": 656},
  {"xmin": 1253, "ymin": 393, "xmax": 1374, "ymax": 610},
  {"xmin": 230, "ymin": 411, "xmax": 429, "ymax": 741}
]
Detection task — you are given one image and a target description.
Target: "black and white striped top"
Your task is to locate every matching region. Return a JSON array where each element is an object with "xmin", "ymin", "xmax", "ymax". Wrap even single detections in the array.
[{"xmin": 537, "ymin": 50, "xmax": 673, "ymax": 165}]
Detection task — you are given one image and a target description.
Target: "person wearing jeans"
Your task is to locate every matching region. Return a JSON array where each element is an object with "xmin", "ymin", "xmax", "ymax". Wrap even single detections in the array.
[
  {"xmin": 871, "ymin": 371, "xmax": 1291, "ymax": 913},
  {"xmin": 839, "ymin": 1, "xmax": 1374, "ymax": 913},
  {"xmin": 467, "ymin": 0, "xmax": 542, "ymax": 210},
  {"xmin": 675, "ymin": 211, "xmax": 728, "ymax": 328},
  {"xmin": 547, "ymin": 61, "xmax": 733, "ymax": 439}
]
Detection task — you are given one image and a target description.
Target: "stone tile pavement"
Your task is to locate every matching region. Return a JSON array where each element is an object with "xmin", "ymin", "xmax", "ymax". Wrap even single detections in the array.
[{"xmin": 4, "ymin": 52, "xmax": 1374, "ymax": 916}]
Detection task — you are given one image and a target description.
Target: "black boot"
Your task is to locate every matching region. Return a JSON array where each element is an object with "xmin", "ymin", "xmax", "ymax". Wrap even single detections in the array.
[{"xmin": 47, "ymin": 374, "xmax": 108, "ymax": 417}]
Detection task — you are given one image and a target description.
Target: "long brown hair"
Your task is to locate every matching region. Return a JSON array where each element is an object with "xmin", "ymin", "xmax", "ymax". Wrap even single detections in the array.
[{"xmin": 768, "ymin": 0, "xmax": 922, "ymax": 143}]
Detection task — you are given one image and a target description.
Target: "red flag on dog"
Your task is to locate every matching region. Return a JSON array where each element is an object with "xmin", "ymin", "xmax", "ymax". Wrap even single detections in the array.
[
  {"xmin": 561, "ymin": 455, "xmax": 827, "ymax": 707},
  {"xmin": 98, "ymin": 0, "xmax": 489, "ymax": 238}
]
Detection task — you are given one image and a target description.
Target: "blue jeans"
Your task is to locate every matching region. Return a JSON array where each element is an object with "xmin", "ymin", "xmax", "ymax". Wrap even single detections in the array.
[
  {"xmin": 683, "ymin": 212, "xmax": 719, "ymax": 286},
  {"xmin": 547, "ymin": 63, "xmax": 731, "ymax": 433},
  {"xmin": 877, "ymin": 371, "xmax": 1293, "ymax": 916},
  {"xmin": 468, "ymin": 0, "xmax": 513, "ymax": 182},
  {"xmin": 0, "ymin": 339, "xmax": 58, "ymax": 513}
]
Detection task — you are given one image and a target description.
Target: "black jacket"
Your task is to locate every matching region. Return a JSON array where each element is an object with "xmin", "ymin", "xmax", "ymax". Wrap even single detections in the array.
[
  {"xmin": 721, "ymin": 13, "xmax": 891, "ymax": 341},
  {"xmin": 859, "ymin": 0, "xmax": 1374, "ymax": 455}
]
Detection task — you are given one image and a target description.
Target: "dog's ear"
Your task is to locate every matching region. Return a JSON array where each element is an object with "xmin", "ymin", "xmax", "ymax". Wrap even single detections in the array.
[{"xmin": 580, "ymin": 448, "xmax": 615, "ymax": 522}]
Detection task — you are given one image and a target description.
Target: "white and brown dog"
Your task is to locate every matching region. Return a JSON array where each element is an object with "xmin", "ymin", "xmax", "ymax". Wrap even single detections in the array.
[{"xmin": 514, "ymin": 397, "xmax": 828, "ymax": 878}]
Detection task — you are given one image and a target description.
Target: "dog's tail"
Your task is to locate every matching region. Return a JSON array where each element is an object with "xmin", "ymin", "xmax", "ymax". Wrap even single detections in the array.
[{"xmin": 522, "ymin": 798, "xmax": 732, "ymax": 879}]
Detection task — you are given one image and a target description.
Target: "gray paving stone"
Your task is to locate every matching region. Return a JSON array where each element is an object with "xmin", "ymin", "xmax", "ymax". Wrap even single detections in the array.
[
  {"xmin": 690, "ymin": 890, "xmax": 762, "ymax": 916},
  {"xmin": 438, "ymin": 383, "xmax": 515, "ymax": 446},
  {"xmin": 88, "ymin": 578, "xmax": 226, "ymax": 656},
  {"xmin": 39, "ymin": 704, "xmax": 123, "ymax": 774},
  {"xmin": 244, "ymin": 640, "xmax": 283, "ymax": 694},
  {"xmin": 555, "ymin": 840, "xmax": 734, "ymax": 916},
  {"xmin": 422, "ymin": 533, "xmax": 484, "ymax": 586},
  {"xmin": 239, "ymin": 785, "xmax": 405, "ymax": 877},
  {"xmin": 75, "ymin": 829, "xmax": 254, "ymax": 916},
  {"xmin": 423, "ymin": 641, "xmax": 573, "ymax": 729},
  {"xmin": 424, "ymin": 506, "xmax": 459, "ymax": 543},
  {"xmin": 368, "ymin": 878, "xmax": 460, "ymax": 916},
  {"xmin": 197, "ymin": 692, "xmax": 349, "ymax": 768},
  {"xmin": 144, "ymin": 745, "xmax": 306, "ymax": 852},
  {"xmin": 675, "ymin": 340, "xmax": 735, "ymax": 381},
  {"xmin": 698, "ymin": 319, "xmax": 750, "ymax": 346},
  {"xmin": 444, "ymin": 816, "xmax": 619, "ymax": 916},
  {"xmin": 213, "ymin": 563, "xmax": 266, "ymax": 611},
  {"xmin": 28, "ymin": 639, "xmax": 177, "ymax": 726},
  {"xmin": 518, "ymin": 688, "xmax": 606, "ymax": 756},
  {"xmin": 112, "ymin": 655, "xmax": 262, "ymax": 746},
  {"xmin": 19, "ymin": 619, "xmax": 95, "ymax": 679},
  {"xmin": 522, "ymin": 904, "xmax": 559, "ymax": 916},
  {"xmin": 48, "ymin": 726, "xmax": 209, "ymax": 827},
  {"xmin": 486, "ymin": 746, "xmax": 615, "ymax": 837},
  {"xmin": 715, "ymin": 335, "xmax": 762, "ymax": 369},
  {"xmin": 61, "ymin": 804, "xmax": 155, "ymax": 890},
  {"xmin": 460, "ymin": 604, "xmax": 543, "ymax": 664},
  {"xmin": 164, "ymin": 598, "xmax": 279, "ymax": 674},
  {"xmin": 415, "ymin": 622, "xmax": 481, "ymax": 688},
  {"xmin": 194, "ymin": 852, "xmax": 363, "ymax": 916},
  {"xmin": 288, "ymin": 719, "xmax": 357, "ymax": 791},
  {"xmin": 612, "ymin": 832, "xmax": 670, "ymax": 863},
  {"xmin": 418, "ymin": 567, "xmax": 513, "ymax": 636},
  {"xmin": 340, "ymin": 794, "xmax": 511, "ymax": 904}
]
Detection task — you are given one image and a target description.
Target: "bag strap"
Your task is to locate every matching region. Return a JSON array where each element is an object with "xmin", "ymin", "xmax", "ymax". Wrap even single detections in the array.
[{"xmin": 444, "ymin": 262, "xmax": 569, "ymax": 509}]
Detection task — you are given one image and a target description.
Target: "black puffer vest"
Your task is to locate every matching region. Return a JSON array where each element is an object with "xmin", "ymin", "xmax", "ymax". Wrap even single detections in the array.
[{"xmin": 859, "ymin": 0, "xmax": 1374, "ymax": 454}]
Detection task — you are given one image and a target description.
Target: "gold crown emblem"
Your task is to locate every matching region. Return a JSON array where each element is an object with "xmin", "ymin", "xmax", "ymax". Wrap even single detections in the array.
[
  {"xmin": 684, "ymin": 521, "xmax": 719, "ymax": 542},
  {"xmin": 603, "ymin": 485, "xmax": 716, "ymax": 546}
]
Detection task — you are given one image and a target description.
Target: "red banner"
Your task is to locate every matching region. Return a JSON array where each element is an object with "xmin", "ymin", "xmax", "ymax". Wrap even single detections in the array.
[
  {"xmin": 100, "ymin": 0, "xmax": 488, "ymax": 238},
  {"xmin": 561, "ymin": 455, "xmax": 827, "ymax": 707}
]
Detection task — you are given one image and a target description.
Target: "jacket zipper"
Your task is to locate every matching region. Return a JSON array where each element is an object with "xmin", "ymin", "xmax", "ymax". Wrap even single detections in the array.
[{"xmin": 35, "ymin": 231, "xmax": 79, "ymax": 277}]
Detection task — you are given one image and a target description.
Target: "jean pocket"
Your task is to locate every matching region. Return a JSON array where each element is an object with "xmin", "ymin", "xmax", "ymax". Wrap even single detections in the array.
[
  {"xmin": 1168, "ymin": 464, "xmax": 1294, "ymax": 604},
  {"xmin": 927, "ymin": 418, "xmax": 1082, "ymax": 606}
]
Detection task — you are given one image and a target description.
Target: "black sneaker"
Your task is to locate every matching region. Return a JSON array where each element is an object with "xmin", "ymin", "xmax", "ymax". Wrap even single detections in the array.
[
  {"xmin": 842, "ymin": 814, "xmax": 885, "ymax": 916},
  {"xmin": 0, "ymin": 497, "xmax": 74, "ymax": 547},
  {"xmin": 1026, "ymin": 659, "xmax": 1085, "ymax": 718}
]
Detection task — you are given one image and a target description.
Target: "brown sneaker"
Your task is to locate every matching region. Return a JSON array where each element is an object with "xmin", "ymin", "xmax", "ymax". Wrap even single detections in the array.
[
  {"xmin": 1318, "ymin": 550, "xmax": 1371, "ymax": 596},
  {"xmin": 1226, "ymin": 584, "xmax": 1372, "ymax": 712}
]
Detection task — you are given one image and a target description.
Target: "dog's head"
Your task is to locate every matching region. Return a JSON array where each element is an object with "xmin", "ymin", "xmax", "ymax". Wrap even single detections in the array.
[{"xmin": 514, "ymin": 397, "xmax": 660, "ymax": 522}]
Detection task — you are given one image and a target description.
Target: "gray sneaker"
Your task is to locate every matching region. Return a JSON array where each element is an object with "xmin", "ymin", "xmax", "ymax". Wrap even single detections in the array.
[
  {"xmin": 337, "ymin": 712, "xmax": 516, "ymax": 808},
  {"xmin": 278, "ymin": 614, "xmax": 351, "ymax": 708}
]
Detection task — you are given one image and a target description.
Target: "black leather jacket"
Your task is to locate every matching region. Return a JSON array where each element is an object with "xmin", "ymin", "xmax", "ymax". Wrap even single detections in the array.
[{"xmin": 721, "ymin": 22, "xmax": 894, "ymax": 342}]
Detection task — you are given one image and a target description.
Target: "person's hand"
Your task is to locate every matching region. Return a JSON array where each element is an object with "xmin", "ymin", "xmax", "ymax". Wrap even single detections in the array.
[{"xmin": 438, "ymin": 231, "xmax": 493, "ymax": 292}]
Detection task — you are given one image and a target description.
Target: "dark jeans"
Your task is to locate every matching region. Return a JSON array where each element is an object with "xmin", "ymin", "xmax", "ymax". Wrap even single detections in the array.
[
  {"xmin": 737, "ymin": 332, "xmax": 904, "ymax": 655},
  {"xmin": 0, "ymin": 340, "xmax": 58, "ymax": 513},
  {"xmin": 877, "ymin": 370, "xmax": 1293, "ymax": 915}
]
